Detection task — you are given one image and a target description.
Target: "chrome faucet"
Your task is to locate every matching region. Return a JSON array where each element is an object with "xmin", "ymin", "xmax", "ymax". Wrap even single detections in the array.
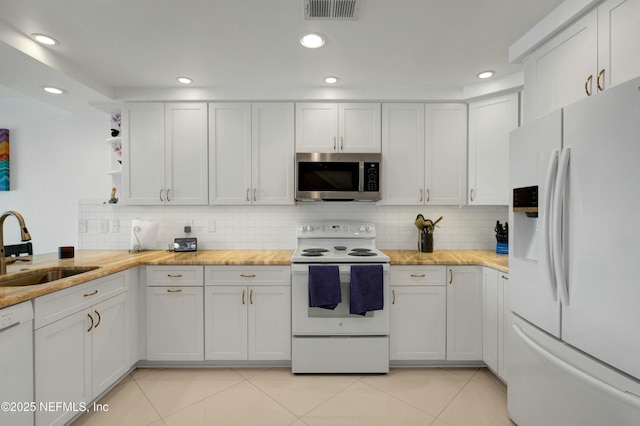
[{"xmin": 0, "ymin": 211, "xmax": 32, "ymax": 275}]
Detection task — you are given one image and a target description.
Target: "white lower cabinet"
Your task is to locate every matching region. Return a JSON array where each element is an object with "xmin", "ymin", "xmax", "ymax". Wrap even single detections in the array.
[
  {"xmin": 482, "ymin": 267, "xmax": 509, "ymax": 382},
  {"xmin": 145, "ymin": 266, "xmax": 204, "ymax": 361},
  {"xmin": 34, "ymin": 272, "xmax": 130, "ymax": 426},
  {"xmin": 204, "ymin": 266, "xmax": 291, "ymax": 361},
  {"xmin": 446, "ymin": 266, "xmax": 483, "ymax": 361},
  {"xmin": 390, "ymin": 266, "xmax": 447, "ymax": 360}
]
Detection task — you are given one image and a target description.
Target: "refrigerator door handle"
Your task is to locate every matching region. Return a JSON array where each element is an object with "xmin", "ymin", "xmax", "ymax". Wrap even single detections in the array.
[
  {"xmin": 543, "ymin": 149, "xmax": 560, "ymax": 300},
  {"xmin": 513, "ymin": 323, "xmax": 640, "ymax": 409},
  {"xmin": 553, "ymin": 147, "xmax": 571, "ymax": 305}
]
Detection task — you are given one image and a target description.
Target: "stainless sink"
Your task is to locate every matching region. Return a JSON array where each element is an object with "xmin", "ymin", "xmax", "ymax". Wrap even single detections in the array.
[{"xmin": 0, "ymin": 266, "xmax": 100, "ymax": 287}]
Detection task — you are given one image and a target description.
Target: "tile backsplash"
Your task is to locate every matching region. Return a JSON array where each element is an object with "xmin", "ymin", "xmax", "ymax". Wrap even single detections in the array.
[{"xmin": 77, "ymin": 201, "xmax": 508, "ymax": 251}]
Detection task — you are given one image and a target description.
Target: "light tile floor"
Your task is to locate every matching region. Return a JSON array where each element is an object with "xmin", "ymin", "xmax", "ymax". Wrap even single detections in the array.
[{"xmin": 73, "ymin": 367, "xmax": 515, "ymax": 426}]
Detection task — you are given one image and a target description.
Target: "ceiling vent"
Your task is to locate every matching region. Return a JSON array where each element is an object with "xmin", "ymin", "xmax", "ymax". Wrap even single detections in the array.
[{"xmin": 304, "ymin": 0, "xmax": 359, "ymax": 20}]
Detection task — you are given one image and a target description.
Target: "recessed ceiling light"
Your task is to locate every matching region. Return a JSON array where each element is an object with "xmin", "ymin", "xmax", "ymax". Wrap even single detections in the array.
[
  {"xmin": 42, "ymin": 86, "xmax": 66, "ymax": 95},
  {"xmin": 177, "ymin": 77, "xmax": 193, "ymax": 85},
  {"xmin": 477, "ymin": 70, "xmax": 495, "ymax": 79},
  {"xmin": 300, "ymin": 33, "xmax": 325, "ymax": 49},
  {"xmin": 32, "ymin": 33, "xmax": 59, "ymax": 46},
  {"xmin": 324, "ymin": 76, "xmax": 339, "ymax": 84}
]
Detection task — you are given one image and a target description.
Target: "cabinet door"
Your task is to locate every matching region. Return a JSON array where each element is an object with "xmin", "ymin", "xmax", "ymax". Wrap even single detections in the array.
[
  {"xmin": 482, "ymin": 268, "xmax": 499, "ymax": 372},
  {"xmin": 381, "ymin": 103, "xmax": 425, "ymax": 205},
  {"xmin": 446, "ymin": 266, "xmax": 483, "ymax": 361},
  {"xmin": 121, "ymin": 103, "xmax": 165, "ymax": 205},
  {"xmin": 204, "ymin": 286, "xmax": 248, "ymax": 360},
  {"xmin": 92, "ymin": 293, "xmax": 128, "ymax": 397},
  {"xmin": 390, "ymin": 286, "xmax": 446, "ymax": 360},
  {"xmin": 498, "ymin": 273, "xmax": 509, "ymax": 382},
  {"xmin": 35, "ymin": 309, "xmax": 92, "ymax": 426},
  {"xmin": 468, "ymin": 92, "xmax": 519, "ymax": 205},
  {"xmin": 522, "ymin": 10, "xmax": 598, "ymax": 123},
  {"xmin": 251, "ymin": 103, "xmax": 295, "ymax": 205},
  {"xmin": 165, "ymin": 103, "xmax": 208, "ymax": 205},
  {"xmin": 425, "ymin": 104, "xmax": 467, "ymax": 205},
  {"xmin": 598, "ymin": 0, "xmax": 640, "ymax": 90},
  {"xmin": 339, "ymin": 103, "xmax": 381, "ymax": 153},
  {"xmin": 248, "ymin": 286, "xmax": 291, "ymax": 360},
  {"xmin": 146, "ymin": 287, "xmax": 204, "ymax": 361},
  {"xmin": 209, "ymin": 103, "xmax": 252, "ymax": 204},
  {"xmin": 295, "ymin": 103, "xmax": 339, "ymax": 152}
]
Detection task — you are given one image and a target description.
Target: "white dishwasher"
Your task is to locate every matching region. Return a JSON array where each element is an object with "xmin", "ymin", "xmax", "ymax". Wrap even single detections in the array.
[{"xmin": 0, "ymin": 301, "xmax": 34, "ymax": 426}]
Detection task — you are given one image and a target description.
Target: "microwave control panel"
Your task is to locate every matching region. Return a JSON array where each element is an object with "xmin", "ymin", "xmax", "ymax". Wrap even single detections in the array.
[{"xmin": 364, "ymin": 162, "xmax": 380, "ymax": 192}]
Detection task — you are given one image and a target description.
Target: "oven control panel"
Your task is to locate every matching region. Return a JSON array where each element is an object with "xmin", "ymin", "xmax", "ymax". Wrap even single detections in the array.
[{"xmin": 297, "ymin": 221, "xmax": 376, "ymax": 237}]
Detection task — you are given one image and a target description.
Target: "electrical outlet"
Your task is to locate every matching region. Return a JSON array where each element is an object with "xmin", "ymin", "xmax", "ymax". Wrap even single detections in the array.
[
  {"xmin": 78, "ymin": 220, "xmax": 87, "ymax": 233},
  {"xmin": 110, "ymin": 219, "xmax": 120, "ymax": 233}
]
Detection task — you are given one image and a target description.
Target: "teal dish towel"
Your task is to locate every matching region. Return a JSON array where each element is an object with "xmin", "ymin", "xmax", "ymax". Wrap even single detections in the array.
[
  {"xmin": 350, "ymin": 265, "xmax": 384, "ymax": 315},
  {"xmin": 308, "ymin": 265, "xmax": 342, "ymax": 309}
]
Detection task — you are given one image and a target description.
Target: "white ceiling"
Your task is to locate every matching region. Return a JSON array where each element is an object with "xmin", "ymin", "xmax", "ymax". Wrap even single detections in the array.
[{"xmin": 0, "ymin": 0, "xmax": 565, "ymax": 111}]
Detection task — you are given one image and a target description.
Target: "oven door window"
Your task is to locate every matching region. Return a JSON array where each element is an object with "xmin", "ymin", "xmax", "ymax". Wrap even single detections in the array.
[{"xmin": 298, "ymin": 162, "xmax": 359, "ymax": 192}]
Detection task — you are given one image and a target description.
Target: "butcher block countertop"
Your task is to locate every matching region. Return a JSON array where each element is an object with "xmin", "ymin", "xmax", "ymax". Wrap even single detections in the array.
[
  {"xmin": 0, "ymin": 249, "xmax": 507, "ymax": 308},
  {"xmin": 383, "ymin": 250, "xmax": 509, "ymax": 273}
]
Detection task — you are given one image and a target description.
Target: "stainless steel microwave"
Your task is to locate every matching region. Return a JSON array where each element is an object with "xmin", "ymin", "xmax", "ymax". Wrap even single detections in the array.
[{"xmin": 295, "ymin": 152, "xmax": 381, "ymax": 201}]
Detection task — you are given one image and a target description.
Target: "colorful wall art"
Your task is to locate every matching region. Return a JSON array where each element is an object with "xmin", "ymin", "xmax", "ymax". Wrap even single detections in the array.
[{"xmin": 0, "ymin": 129, "xmax": 8, "ymax": 191}]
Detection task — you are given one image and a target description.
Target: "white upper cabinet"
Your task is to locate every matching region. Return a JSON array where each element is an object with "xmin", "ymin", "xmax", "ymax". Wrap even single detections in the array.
[
  {"xmin": 468, "ymin": 92, "xmax": 519, "ymax": 206},
  {"xmin": 382, "ymin": 103, "xmax": 467, "ymax": 205},
  {"xmin": 209, "ymin": 102, "xmax": 294, "ymax": 205},
  {"xmin": 122, "ymin": 102, "xmax": 208, "ymax": 205},
  {"xmin": 523, "ymin": 0, "xmax": 640, "ymax": 122},
  {"xmin": 295, "ymin": 102, "xmax": 381, "ymax": 153}
]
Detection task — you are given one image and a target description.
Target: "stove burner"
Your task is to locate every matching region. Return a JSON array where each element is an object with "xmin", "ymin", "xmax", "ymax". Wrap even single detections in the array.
[
  {"xmin": 348, "ymin": 251, "xmax": 378, "ymax": 257},
  {"xmin": 352, "ymin": 248, "xmax": 372, "ymax": 252},
  {"xmin": 303, "ymin": 248, "xmax": 329, "ymax": 253},
  {"xmin": 301, "ymin": 252, "xmax": 325, "ymax": 257}
]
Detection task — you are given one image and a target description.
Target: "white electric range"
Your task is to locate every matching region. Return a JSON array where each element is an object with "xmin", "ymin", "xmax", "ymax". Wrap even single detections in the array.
[{"xmin": 291, "ymin": 221, "xmax": 390, "ymax": 373}]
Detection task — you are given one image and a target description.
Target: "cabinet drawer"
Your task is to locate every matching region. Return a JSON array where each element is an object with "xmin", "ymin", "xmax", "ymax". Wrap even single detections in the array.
[
  {"xmin": 146, "ymin": 265, "xmax": 204, "ymax": 287},
  {"xmin": 205, "ymin": 266, "xmax": 290, "ymax": 286},
  {"xmin": 34, "ymin": 272, "xmax": 127, "ymax": 329},
  {"xmin": 390, "ymin": 265, "xmax": 446, "ymax": 286}
]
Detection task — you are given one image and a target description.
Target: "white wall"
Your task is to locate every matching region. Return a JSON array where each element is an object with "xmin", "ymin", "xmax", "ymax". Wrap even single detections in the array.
[
  {"xmin": 1, "ymin": 96, "xmax": 508, "ymax": 254},
  {"xmin": 0, "ymin": 97, "xmax": 110, "ymax": 253}
]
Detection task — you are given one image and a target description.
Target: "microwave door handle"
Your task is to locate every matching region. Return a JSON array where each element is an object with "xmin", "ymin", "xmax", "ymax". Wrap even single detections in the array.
[{"xmin": 359, "ymin": 162, "xmax": 364, "ymax": 192}]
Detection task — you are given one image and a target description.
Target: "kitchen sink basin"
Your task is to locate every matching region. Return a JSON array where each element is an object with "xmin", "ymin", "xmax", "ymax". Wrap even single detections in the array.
[{"xmin": 0, "ymin": 266, "xmax": 100, "ymax": 287}]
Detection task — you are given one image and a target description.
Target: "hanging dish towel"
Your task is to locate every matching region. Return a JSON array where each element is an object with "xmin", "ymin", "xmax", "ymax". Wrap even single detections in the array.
[
  {"xmin": 308, "ymin": 265, "xmax": 342, "ymax": 309},
  {"xmin": 350, "ymin": 264, "xmax": 384, "ymax": 315}
]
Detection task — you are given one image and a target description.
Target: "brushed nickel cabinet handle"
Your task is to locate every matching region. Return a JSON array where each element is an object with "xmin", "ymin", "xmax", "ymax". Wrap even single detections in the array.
[
  {"xmin": 94, "ymin": 310, "xmax": 101, "ymax": 328},
  {"xmin": 449, "ymin": 269, "xmax": 453, "ymax": 284},
  {"xmin": 167, "ymin": 274, "xmax": 183, "ymax": 278},
  {"xmin": 83, "ymin": 290, "xmax": 98, "ymax": 297},
  {"xmin": 250, "ymin": 289, "xmax": 253, "ymax": 305},
  {"xmin": 246, "ymin": 188, "xmax": 250, "ymax": 202},
  {"xmin": 160, "ymin": 189, "xmax": 164, "ymax": 202},
  {"xmin": 410, "ymin": 274, "xmax": 426, "ymax": 278},
  {"xmin": 242, "ymin": 289, "xmax": 245, "ymax": 305},
  {"xmin": 597, "ymin": 69, "xmax": 605, "ymax": 92},
  {"xmin": 240, "ymin": 274, "xmax": 256, "ymax": 278},
  {"xmin": 253, "ymin": 188, "xmax": 257, "ymax": 202},
  {"xmin": 585, "ymin": 74, "xmax": 593, "ymax": 96},
  {"xmin": 87, "ymin": 313, "xmax": 94, "ymax": 332},
  {"xmin": 167, "ymin": 289, "xmax": 183, "ymax": 293},
  {"xmin": 166, "ymin": 189, "xmax": 171, "ymax": 202},
  {"xmin": 340, "ymin": 137, "xmax": 344, "ymax": 150},
  {"xmin": 419, "ymin": 189, "xmax": 423, "ymax": 203},
  {"xmin": 392, "ymin": 289, "xmax": 396, "ymax": 305},
  {"xmin": 470, "ymin": 188, "xmax": 475, "ymax": 202}
]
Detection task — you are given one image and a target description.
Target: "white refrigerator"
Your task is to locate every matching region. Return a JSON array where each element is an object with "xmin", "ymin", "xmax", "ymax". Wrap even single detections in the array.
[{"xmin": 508, "ymin": 76, "xmax": 640, "ymax": 425}]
